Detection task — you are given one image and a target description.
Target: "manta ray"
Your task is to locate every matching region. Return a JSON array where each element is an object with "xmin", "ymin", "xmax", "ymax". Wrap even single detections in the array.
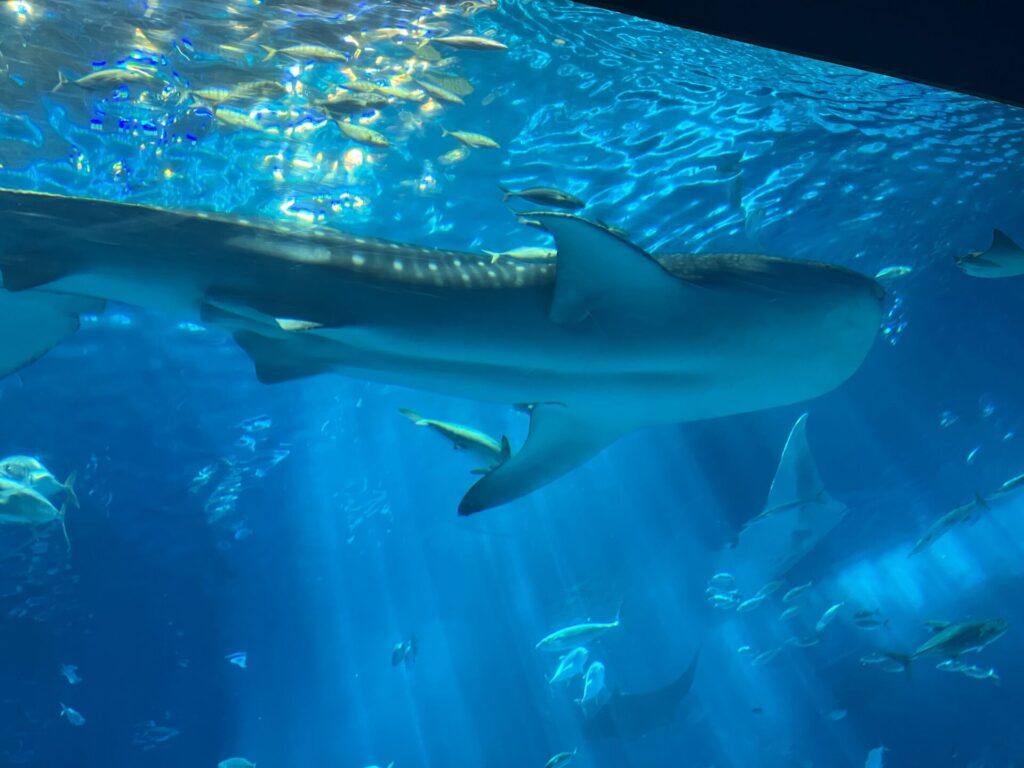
[
  {"xmin": 717, "ymin": 414, "xmax": 848, "ymax": 596},
  {"xmin": 581, "ymin": 650, "xmax": 700, "ymax": 741},
  {"xmin": 0, "ymin": 189, "xmax": 883, "ymax": 513}
]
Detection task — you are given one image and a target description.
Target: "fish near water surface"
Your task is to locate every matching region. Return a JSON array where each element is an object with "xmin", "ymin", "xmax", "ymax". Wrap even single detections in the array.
[{"xmin": 0, "ymin": 189, "xmax": 883, "ymax": 514}]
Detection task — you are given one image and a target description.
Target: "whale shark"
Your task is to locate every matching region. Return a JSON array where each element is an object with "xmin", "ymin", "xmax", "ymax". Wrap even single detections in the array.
[
  {"xmin": 0, "ymin": 188, "xmax": 883, "ymax": 513},
  {"xmin": 581, "ymin": 649, "xmax": 700, "ymax": 741},
  {"xmin": 715, "ymin": 414, "xmax": 848, "ymax": 597}
]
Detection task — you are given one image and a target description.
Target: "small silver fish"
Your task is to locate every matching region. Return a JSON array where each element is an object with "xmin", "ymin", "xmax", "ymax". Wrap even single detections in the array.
[
  {"xmin": 936, "ymin": 659, "xmax": 965, "ymax": 672},
  {"xmin": 60, "ymin": 664, "xmax": 82, "ymax": 685},
  {"xmin": 787, "ymin": 636, "xmax": 820, "ymax": 649},
  {"xmin": 751, "ymin": 647, "xmax": 781, "ymax": 666},
  {"xmin": 225, "ymin": 651, "xmax": 247, "ymax": 669},
  {"xmin": 709, "ymin": 572, "xmax": 735, "ymax": 589},
  {"xmin": 60, "ymin": 703, "xmax": 85, "ymax": 726},
  {"xmin": 782, "ymin": 582, "xmax": 813, "ymax": 603},
  {"xmin": 756, "ymin": 580, "xmax": 785, "ymax": 598},
  {"xmin": 815, "ymin": 602, "xmax": 845, "ymax": 632},
  {"xmin": 960, "ymin": 665, "xmax": 1000, "ymax": 684},
  {"xmin": 736, "ymin": 595, "xmax": 767, "ymax": 613},
  {"xmin": 874, "ymin": 265, "xmax": 913, "ymax": 280},
  {"xmin": 544, "ymin": 749, "xmax": 577, "ymax": 768},
  {"xmin": 860, "ymin": 652, "xmax": 889, "ymax": 665}
]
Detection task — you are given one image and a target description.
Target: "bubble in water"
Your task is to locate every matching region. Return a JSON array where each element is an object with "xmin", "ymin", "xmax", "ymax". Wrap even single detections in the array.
[{"xmin": 880, "ymin": 294, "xmax": 907, "ymax": 346}]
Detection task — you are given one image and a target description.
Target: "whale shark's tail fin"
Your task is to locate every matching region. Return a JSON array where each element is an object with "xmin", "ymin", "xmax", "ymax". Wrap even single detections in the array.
[{"xmin": 458, "ymin": 403, "xmax": 623, "ymax": 515}]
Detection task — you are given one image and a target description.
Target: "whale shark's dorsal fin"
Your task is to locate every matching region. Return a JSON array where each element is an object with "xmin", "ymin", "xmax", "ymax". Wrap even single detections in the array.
[
  {"xmin": 458, "ymin": 402, "xmax": 624, "ymax": 515},
  {"xmin": 521, "ymin": 212, "xmax": 691, "ymax": 325},
  {"xmin": 764, "ymin": 413, "xmax": 825, "ymax": 512}
]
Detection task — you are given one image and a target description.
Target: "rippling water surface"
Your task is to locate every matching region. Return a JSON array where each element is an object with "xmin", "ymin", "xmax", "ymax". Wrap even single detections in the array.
[{"xmin": 2, "ymin": 0, "xmax": 1021, "ymax": 265}]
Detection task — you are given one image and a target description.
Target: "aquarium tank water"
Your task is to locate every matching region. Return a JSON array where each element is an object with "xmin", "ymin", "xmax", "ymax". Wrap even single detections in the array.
[{"xmin": 0, "ymin": 0, "xmax": 1022, "ymax": 766}]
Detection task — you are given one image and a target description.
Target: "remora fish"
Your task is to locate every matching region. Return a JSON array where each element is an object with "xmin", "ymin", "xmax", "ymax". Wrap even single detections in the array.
[
  {"xmin": 0, "ymin": 192, "xmax": 883, "ymax": 514},
  {"xmin": 956, "ymin": 229, "xmax": 1024, "ymax": 278},
  {"xmin": 536, "ymin": 610, "xmax": 621, "ymax": 653},
  {"xmin": 398, "ymin": 408, "xmax": 511, "ymax": 470}
]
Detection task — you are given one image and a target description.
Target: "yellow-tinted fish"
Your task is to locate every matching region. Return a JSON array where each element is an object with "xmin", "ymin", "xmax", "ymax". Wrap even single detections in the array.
[
  {"xmin": 437, "ymin": 147, "xmax": 470, "ymax": 165},
  {"xmin": 371, "ymin": 84, "xmax": 426, "ymax": 102},
  {"xmin": 429, "ymin": 74, "xmax": 474, "ymax": 96},
  {"xmin": 54, "ymin": 67, "xmax": 162, "ymax": 92},
  {"xmin": 214, "ymin": 106, "xmax": 264, "ymax": 132},
  {"xmin": 410, "ymin": 42, "xmax": 442, "ymax": 61},
  {"xmin": 192, "ymin": 86, "xmax": 236, "ymax": 104},
  {"xmin": 337, "ymin": 121, "xmax": 389, "ymax": 148},
  {"xmin": 232, "ymin": 80, "xmax": 287, "ymax": 100},
  {"xmin": 261, "ymin": 44, "xmax": 349, "ymax": 62},
  {"xmin": 442, "ymin": 127, "xmax": 500, "ymax": 149},
  {"xmin": 317, "ymin": 91, "xmax": 392, "ymax": 115},
  {"xmin": 398, "ymin": 408, "xmax": 511, "ymax": 470},
  {"xmin": 0, "ymin": 477, "xmax": 70, "ymax": 549},
  {"xmin": 433, "ymin": 35, "xmax": 508, "ymax": 51},
  {"xmin": 415, "ymin": 79, "xmax": 464, "ymax": 105}
]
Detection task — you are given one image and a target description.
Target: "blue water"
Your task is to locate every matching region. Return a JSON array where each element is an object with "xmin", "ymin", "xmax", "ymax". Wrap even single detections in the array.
[{"xmin": 1, "ymin": 1, "xmax": 1024, "ymax": 766}]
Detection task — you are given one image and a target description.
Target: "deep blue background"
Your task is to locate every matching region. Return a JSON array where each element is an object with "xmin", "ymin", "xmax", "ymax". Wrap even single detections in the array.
[{"xmin": 1, "ymin": 0, "xmax": 1024, "ymax": 766}]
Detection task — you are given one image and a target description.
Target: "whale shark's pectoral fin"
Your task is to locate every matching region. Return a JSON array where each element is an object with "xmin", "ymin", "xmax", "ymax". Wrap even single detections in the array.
[
  {"xmin": 458, "ymin": 403, "xmax": 624, "ymax": 515},
  {"xmin": 0, "ymin": 287, "xmax": 104, "ymax": 377},
  {"xmin": 521, "ymin": 212, "xmax": 690, "ymax": 325},
  {"xmin": 232, "ymin": 331, "xmax": 334, "ymax": 384},
  {"xmin": 991, "ymin": 228, "xmax": 1023, "ymax": 253}
]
